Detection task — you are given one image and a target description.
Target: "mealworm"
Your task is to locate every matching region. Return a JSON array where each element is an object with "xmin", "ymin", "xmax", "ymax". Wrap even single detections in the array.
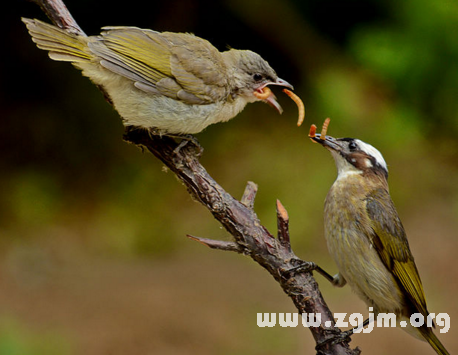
[
  {"xmin": 309, "ymin": 124, "xmax": 317, "ymax": 139},
  {"xmin": 320, "ymin": 117, "xmax": 331, "ymax": 140},
  {"xmin": 283, "ymin": 89, "xmax": 305, "ymax": 126},
  {"xmin": 253, "ymin": 87, "xmax": 272, "ymax": 100}
]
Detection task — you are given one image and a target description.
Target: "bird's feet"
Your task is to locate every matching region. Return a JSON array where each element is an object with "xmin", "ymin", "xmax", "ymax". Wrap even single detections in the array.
[
  {"xmin": 141, "ymin": 128, "xmax": 203, "ymax": 157},
  {"xmin": 172, "ymin": 134, "xmax": 203, "ymax": 157},
  {"xmin": 281, "ymin": 259, "xmax": 338, "ymax": 285},
  {"xmin": 316, "ymin": 317, "xmax": 369, "ymax": 350},
  {"xmin": 281, "ymin": 258, "xmax": 318, "ymax": 279},
  {"xmin": 315, "ymin": 328, "xmax": 353, "ymax": 351}
]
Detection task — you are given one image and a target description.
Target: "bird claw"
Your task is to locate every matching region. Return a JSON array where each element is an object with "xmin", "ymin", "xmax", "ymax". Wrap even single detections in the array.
[
  {"xmin": 281, "ymin": 259, "xmax": 317, "ymax": 279},
  {"xmin": 315, "ymin": 329, "xmax": 353, "ymax": 351},
  {"xmin": 172, "ymin": 134, "xmax": 203, "ymax": 157}
]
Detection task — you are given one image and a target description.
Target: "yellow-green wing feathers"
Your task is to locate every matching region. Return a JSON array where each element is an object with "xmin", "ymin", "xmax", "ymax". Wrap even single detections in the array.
[
  {"xmin": 392, "ymin": 258, "xmax": 429, "ymax": 317},
  {"xmin": 22, "ymin": 18, "xmax": 91, "ymax": 62},
  {"xmin": 365, "ymin": 189, "xmax": 429, "ymax": 318},
  {"xmin": 90, "ymin": 28, "xmax": 229, "ymax": 104},
  {"xmin": 23, "ymin": 19, "xmax": 230, "ymax": 105},
  {"xmin": 92, "ymin": 28, "xmax": 173, "ymax": 81}
]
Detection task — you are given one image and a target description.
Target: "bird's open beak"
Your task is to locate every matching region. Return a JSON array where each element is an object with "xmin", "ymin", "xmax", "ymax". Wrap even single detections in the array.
[
  {"xmin": 256, "ymin": 78, "xmax": 294, "ymax": 114},
  {"xmin": 311, "ymin": 134, "xmax": 342, "ymax": 152}
]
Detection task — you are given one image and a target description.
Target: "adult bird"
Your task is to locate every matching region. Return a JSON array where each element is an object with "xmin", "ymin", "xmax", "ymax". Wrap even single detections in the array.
[{"xmin": 310, "ymin": 133, "xmax": 449, "ymax": 355}]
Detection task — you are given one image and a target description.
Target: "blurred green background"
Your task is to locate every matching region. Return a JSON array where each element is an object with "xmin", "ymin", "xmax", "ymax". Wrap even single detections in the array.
[{"xmin": 2, "ymin": 0, "xmax": 457, "ymax": 354}]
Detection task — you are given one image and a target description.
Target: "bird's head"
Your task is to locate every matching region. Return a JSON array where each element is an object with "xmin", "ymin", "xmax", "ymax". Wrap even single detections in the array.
[
  {"xmin": 224, "ymin": 49, "xmax": 293, "ymax": 113},
  {"xmin": 311, "ymin": 134, "xmax": 388, "ymax": 181}
]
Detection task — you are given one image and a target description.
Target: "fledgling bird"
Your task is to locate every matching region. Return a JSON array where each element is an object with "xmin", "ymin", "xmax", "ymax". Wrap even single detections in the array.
[
  {"xmin": 311, "ymin": 134, "xmax": 449, "ymax": 355},
  {"xmin": 22, "ymin": 18, "xmax": 293, "ymax": 135}
]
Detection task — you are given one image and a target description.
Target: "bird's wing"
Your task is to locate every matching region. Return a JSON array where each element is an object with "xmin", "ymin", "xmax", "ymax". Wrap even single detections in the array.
[
  {"xmin": 161, "ymin": 32, "xmax": 230, "ymax": 102},
  {"xmin": 87, "ymin": 27, "xmax": 229, "ymax": 104},
  {"xmin": 365, "ymin": 188, "xmax": 429, "ymax": 318}
]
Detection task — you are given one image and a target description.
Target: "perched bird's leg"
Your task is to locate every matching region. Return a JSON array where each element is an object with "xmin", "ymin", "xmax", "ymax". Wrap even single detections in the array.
[
  {"xmin": 280, "ymin": 258, "xmax": 316, "ymax": 279},
  {"xmin": 352, "ymin": 317, "xmax": 371, "ymax": 331},
  {"xmin": 123, "ymin": 127, "xmax": 203, "ymax": 156},
  {"xmin": 342, "ymin": 317, "xmax": 372, "ymax": 337},
  {"xmin": 316, "ymin": 317, "xmax": 372, "ymax": 352},
  {"xmin": 169, "ymin": 134, "xmax": 203, "ymax": 157},
  {"xmin": 284, "ymin": 259, "xmax": 328, "ymax": 282},
  {"xmin": 282, "ymin": 258, "xmax": 344, "ymax": 287},
  {"xmin": 314, "ymin": 265, "xmax": 343, "ymax": 285}
]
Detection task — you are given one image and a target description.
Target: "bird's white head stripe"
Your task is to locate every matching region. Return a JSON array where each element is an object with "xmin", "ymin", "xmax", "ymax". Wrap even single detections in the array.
[{"xmin": 355, "ymin": 140, "xmax": 388, "ymax": 172}]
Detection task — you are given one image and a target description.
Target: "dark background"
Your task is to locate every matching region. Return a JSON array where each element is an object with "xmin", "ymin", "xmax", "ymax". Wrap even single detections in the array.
[{"xmin": 1, "ymin": 0, "xmax": 457, "ymax": 354}]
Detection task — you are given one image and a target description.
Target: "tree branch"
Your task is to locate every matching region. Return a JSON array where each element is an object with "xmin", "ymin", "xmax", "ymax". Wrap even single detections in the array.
[
  {"xmin": 29, "ymin": 0, "xmax": 85, "ymax": 35},
  {"xmin": 276, "ymin": 199, "xmax": 292, "ymax": 251},
  {"xmin": 25, "ymin": 1, "xmax": 360, "ymax": 353},
  {"xmin": 124, "ymin": 130, "xmax": 359, "ymax": 355}
]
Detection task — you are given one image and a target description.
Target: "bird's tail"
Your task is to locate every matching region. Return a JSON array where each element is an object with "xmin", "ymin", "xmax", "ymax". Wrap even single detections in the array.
[
  {"xmin": 422, "ymin": 328, "xmax": 449, "ymax": 355},
  {"xmin": 22, "ymin": 18, "xmax": 91, "ymax": 63}
]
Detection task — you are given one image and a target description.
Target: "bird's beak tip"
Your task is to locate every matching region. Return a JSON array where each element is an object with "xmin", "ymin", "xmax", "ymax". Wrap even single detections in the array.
[
  {"xmin": 310, "ymin": 134, "xmax": 340, "ymax": 151},
  {"xmin": 310, "ymin": 134, "xmax": 323, "ymax": 144},
  {"xmin": 275, "ymin": 78, "xmax": 294, "ymax": 90}
]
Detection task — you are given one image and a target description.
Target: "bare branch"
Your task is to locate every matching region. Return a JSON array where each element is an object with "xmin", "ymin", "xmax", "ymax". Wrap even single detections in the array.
[
  {"xmin": 29, "ymin": 0, "xmax": 85, "ymax": 35},
  {"xmin": 187, "ymin": 235, "xmax": 245, "ymax": 253},
  {"xmin": 240, "ymin": 181, "xmax": 258, "ymax": 209},
  {"xmin": 276, "ymin": 199, "xmax": 291, "ymax": 251},
  {"xmin": 123, "ymin": 129, "xmax": 360, "ymax": 355}
]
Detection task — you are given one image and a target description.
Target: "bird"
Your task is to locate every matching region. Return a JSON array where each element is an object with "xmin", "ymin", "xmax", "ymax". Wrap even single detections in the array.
[
  {"xmin": 310, "ymin": 133, "xmax": 449, "ymax": 355},
  {"xmin": 22, "ymin": 18, "xmax": 293, "ymax": 136}
]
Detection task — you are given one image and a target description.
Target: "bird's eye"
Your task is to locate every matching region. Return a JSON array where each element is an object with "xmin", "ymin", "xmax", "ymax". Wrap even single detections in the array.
[
  {"xmin": 253, "ymin": 73, "xmax": 263, "ymax": 81},
  {"xmin": 349, "ymin": 141, "xmax": 358, "ymax": 151}
]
